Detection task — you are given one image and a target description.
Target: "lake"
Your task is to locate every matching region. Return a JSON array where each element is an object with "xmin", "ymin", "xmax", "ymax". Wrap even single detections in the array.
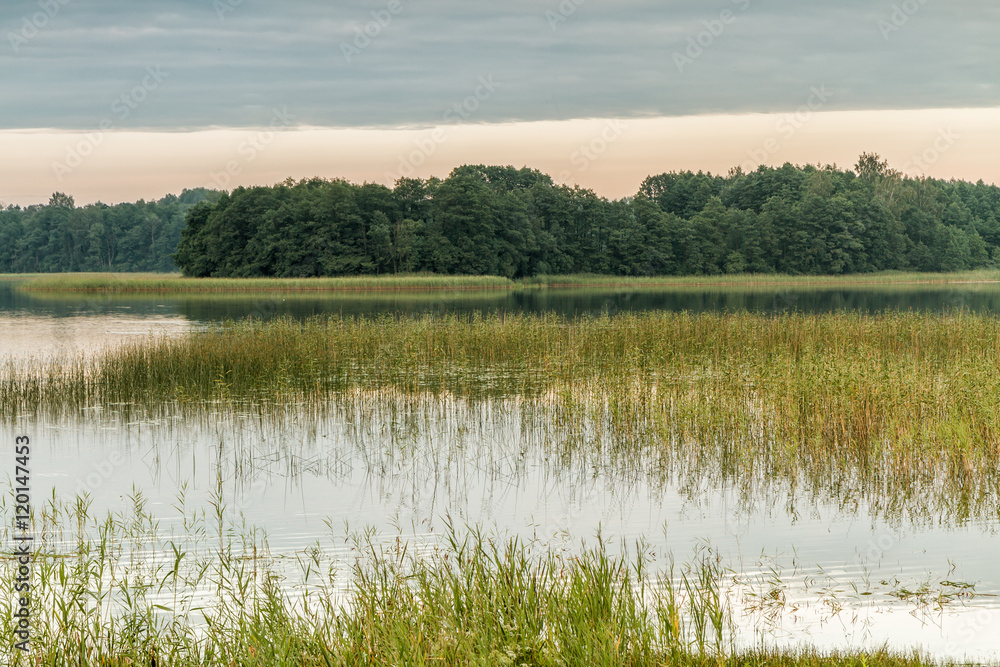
[{"xmin": 3, "ymin": 278, "xmax": 1000, "ymax": 661}]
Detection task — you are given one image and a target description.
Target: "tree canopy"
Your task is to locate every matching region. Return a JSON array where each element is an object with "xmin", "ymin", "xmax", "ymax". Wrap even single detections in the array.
[
  {"xmin": 0, "ymin": 189, "xmax": 219, "ymax": 273},
  {"xmin": 6, "ymin": 157, "xmax": 1000, "ymax": 277},
  {"xmin": 174, "ymin": 159, "xmax": 1000, "ymax": 277}
]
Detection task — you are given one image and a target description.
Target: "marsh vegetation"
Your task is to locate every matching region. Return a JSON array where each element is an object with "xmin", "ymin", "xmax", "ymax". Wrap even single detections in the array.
[
  {"xmin": 5, "ymin": 311, "xmax": 1000, "ymax": 522},
  {"xmin": 16, "ymin": 269, "xmax": 1000, "ymax": 293},
  {"xmin": 4, "ymin": 305, "xmax": 1000, "ymax": 663},
  {"xmin": 0, "ymin": 490, "xmax": 980, "ymax": 666}
]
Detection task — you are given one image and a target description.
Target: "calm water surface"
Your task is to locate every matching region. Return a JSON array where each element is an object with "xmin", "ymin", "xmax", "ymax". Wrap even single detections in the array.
[{"xmin": 3, "ymin": 279, "xmax": 1000, "ymax": 660}]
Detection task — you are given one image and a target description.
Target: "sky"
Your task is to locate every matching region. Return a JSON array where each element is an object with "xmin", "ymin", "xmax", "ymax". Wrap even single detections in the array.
[{"xmin": 1, "ymin": 0, "xmax": 998, "ymax": 206}]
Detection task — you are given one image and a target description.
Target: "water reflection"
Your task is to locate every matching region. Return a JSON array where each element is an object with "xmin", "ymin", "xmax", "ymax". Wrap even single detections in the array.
[
  {"xmin": 7, "ymin": 280, "xmax": 1000, "ymax": 324},
  {"xmin": 5, "ymin": 397, "xmax": 1000, "ymax": 659},
  {"xmin": 0, "ymin": 314, "xmax": 192, "ymax": 361},
  {"xmin": 9, "ymin": 397, "xmax": 998, "ymax": 569}
]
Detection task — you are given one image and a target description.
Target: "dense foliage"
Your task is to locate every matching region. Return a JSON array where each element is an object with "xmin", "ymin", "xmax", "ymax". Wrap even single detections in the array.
[
  {"xmin": 174, "ymin": 157, "xmax": 1000, "ymax": 277},
  {"xmin": 0, "ymin": 189, "xmax": 218, "ymax": 272},
  {"xmin": 7, "ymin": 155, "xmax": 1000, "ymax": 276}
]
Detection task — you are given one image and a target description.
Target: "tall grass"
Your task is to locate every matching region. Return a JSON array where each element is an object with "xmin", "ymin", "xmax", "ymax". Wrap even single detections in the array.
[
  {"xmin": 4, "ymin": 311, "xmax": 998, "ymax": 662},
  {"xmin": 528, "ymin": 269, "xmax": 1000, "ymax": 287},
  {"xmin": 0, "ymin": 273, "xmax": 42, "ymax": 281},
  {"xmin": 4, "ymin": 311, "xmax": 1000, "ymax": 521},
  {"xmin": 0, "ymin": 492, "xmax": 969, "ymax": 665},
  {"xmin": 18, "ymin": 272, "xmax": 517, "ymax": 292},
  {"xmin": 16, "ymin": 269, "xmax": 1000, "ymax": 293}
]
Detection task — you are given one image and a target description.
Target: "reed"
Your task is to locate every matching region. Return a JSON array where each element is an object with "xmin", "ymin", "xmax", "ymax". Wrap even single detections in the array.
[
  {"xmin": 0, "ymin": 493, "xmax": 972, "ymax": 665},
  {"xmin": 528, "ymin": 269, "xmax": 1000, "ymax": 288},
  {"xmin": 18, "ymin": 272, "xmax": 517, "ymax": 293},
  {"xmin": 15, "ymin": 269, "xmax": 1000, "ymax": 293},
  {"xmin": 4, "ymin": 311, "xmax": 1000, "ymax": 522}
]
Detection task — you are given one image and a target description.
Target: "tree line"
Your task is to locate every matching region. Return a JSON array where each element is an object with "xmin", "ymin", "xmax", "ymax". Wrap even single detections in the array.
[
  {"xmin": 6, "ymin": 155, "xmax": 1000, "ymax": 277},
  {"xmin": 0, "ymin": 189, "xmax": 219, "ymax": 273},
  {"xmin": 175, "ymin": 157, "xmax": 1000, "ymax": 277}
]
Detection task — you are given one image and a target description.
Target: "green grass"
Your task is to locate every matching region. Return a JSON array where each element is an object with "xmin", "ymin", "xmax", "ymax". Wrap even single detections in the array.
[
  {"xmin": 4, "ymin": 311, "xmax": 999, "ymax": 663},
  {"xmin": 0, "ymin": 492, "xmax": 976, "ymax": 665},
  {"xmin": 17, "ymin": 272, "xmax": 517, "ymax": 293},
  {"xmin": 4, "ymin": 311, "xmax": 1000, "ymax": 521},
  {"xmin": 529, "ymin": 269, "xmax": 1000, "ymax": 287},
  {"xmin": 13, "ymin": 269, "xmax": 1000, "ymax": 293},
  {"xmin": 0, "ymin": 273, "xmax": 44, "ymax": 282}
]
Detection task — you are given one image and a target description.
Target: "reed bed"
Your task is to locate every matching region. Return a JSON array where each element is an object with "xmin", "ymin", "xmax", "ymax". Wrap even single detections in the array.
[
  {"xmin": 4, "ymin": 311, "xmax": 1000, "ymax": 521},
  {"xmin": 0, "ymin": 493, "xmax": 970, "ymax": 666},
  {"xmin": 18, "ymin": 272, "xmax": 517, "ymax": 293},
  {"xmin": 5, "ymin": 312, "xmax": 1000, "ymax": 663},
  {"xmin": 17, "ymin": 269, "xmax": 1000, "ymax": 293},
  {"xmin": 528, "ymin": 269, "xmax": 1000, "ymax": 288}
]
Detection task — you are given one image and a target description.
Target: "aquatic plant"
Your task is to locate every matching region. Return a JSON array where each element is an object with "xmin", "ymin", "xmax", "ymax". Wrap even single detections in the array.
[
  {"xmin": 0, "ymin": 491, "xmax": 969, "ymax": 665},
  {"xmin": 4, "ymin": 311, "xmax": 1000, "ymax": 522},
  {"xmin": 17, "ymin": 269, "xmax": 1000, "ymax": 293}
]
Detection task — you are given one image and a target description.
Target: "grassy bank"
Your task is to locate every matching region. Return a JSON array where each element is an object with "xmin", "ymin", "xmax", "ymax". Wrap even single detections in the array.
[
  {"xmin": 0, "ymin": 493, "xmax": 970, "ymax": 666},
  {"xmin": 5, "ymin": 311, "xmax": 1000, "ymax": 521},
  {"xmin": 0, "ymin": 273, "xmax": 42, "ymax": 283},
  {"xmin": 16, "ymin": 272, "xmax": 517, "ymax": 292},
  {"xmin": 14, "ymin": 269, "xmax": 1000, "ymax": 293},
  {"xmin": 529, "ymin": 269, "xmax": 1000, "ymax": 288}
]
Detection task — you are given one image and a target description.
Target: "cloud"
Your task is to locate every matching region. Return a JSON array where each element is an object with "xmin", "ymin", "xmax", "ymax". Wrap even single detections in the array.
[{"xmin": 1, "ymin": 0, "xmax": 997, "ymax": 130}]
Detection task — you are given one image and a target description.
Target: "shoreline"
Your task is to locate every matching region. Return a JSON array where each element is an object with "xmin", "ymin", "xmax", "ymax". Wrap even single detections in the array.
[{"xmin": 10, "ymin": 270, "xmax": 1000, "ymax": 294}]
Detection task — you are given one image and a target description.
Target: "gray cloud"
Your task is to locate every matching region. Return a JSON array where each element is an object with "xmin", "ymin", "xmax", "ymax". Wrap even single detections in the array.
[{"xmin": 1, "ymin": 0, "xmax": 997, "ymax": 130}]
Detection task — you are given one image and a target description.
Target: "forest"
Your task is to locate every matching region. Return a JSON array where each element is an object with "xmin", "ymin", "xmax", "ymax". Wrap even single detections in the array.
[
  {"xmin": 0, "ymin": 189, "xmax": 219, "ymax": 273},
  {"xmin": 6, "ymin": 154, "xmax": 1000, "ymax": 277},
  {"xmin": 174, "ymin": 155, "xmax": 1000, "ymax": 277}
]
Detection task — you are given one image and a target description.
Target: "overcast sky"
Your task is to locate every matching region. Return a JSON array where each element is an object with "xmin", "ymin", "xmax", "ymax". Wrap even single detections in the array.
[{"xmin": 2, "ymin": 1, "xmax": 998, "ymax": 204}]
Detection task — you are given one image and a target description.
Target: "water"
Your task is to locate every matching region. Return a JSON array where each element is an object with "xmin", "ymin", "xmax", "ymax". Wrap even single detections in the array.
[
  {"xmin": 7, "ymin": 279, "xmax": 1000, "ymax": 329},
  {"xmin": 3, "ymin": 278, "xmax": 1000, "ymax": 661},
  {"xmin": 5, "ymin": 278, "xmax": 1000, "ymax": 360}
]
